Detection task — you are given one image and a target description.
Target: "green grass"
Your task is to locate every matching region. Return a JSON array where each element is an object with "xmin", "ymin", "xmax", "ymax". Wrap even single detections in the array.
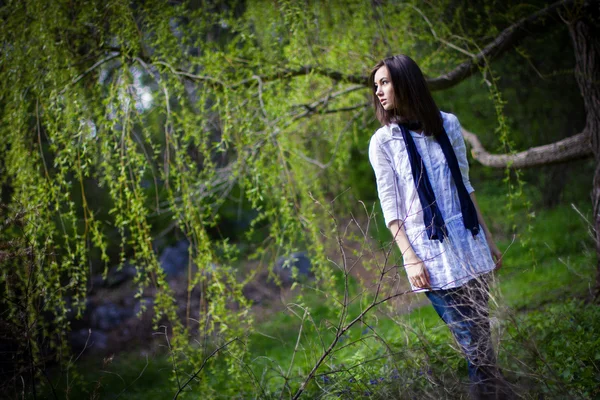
[
  {"xmin": 38, "ymin": 193, "xmax": 598, "ymax": 399},
  {"xmin": 44, "ymin": 353, "xmax": 175, "ymax": 400},
  {"xmin": 496, "ymin": 201, "xmax": 595, "ymax": 309}
]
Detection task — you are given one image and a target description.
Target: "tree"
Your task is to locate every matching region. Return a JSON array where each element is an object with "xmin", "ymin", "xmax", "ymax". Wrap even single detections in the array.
[{"xmin": 0, "ymin": 0, "xmax": 597, "ymax": 394}]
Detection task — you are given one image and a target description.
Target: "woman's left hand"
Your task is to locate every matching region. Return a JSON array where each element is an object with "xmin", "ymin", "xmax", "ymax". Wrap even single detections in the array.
[{"xmin": 487, "ymin": 238, "xmax": 503, "ymax": 270}]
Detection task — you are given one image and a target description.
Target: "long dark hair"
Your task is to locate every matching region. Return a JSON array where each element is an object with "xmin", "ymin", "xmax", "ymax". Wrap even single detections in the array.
[{"xmin": 369, "ymin": 55, "xmax": 443, "ymax": 137}]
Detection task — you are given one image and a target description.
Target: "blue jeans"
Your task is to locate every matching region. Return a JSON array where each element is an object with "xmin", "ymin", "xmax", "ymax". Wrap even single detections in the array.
[{"xmin": 425, "ymin": 277, "xmax": 506, "ymax": 399}]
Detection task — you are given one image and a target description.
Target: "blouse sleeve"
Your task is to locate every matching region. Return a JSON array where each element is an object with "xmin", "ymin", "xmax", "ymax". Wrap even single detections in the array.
[
  {"xmin": 449, "ymin": 115, "xmax": 475, "ymax": 194},
  {"xmin": 368, "ymin": 133, "xmax": 404, "ymax": 228}
]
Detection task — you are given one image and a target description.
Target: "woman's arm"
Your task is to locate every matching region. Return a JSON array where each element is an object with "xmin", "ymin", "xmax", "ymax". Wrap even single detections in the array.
[
  {"xmin": 369, "ymin": 133, "xmax": 430, "ymax": 288},
  {"xmin": 389, "ymin": 219, "xmax": 430, "ymax": 288},
  {"xmin": 368, "ymin": 131, "xmax": 430, "ymax": 288},
  {"xmin": 368, "ymin": 133, "xmax": 403, "ymax": 228},
  {"xmin": 470, "ymin": 192, "xmax": 503, "ymax": 269}
]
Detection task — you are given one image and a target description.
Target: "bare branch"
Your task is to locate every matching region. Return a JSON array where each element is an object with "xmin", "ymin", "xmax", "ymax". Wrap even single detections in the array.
[{"xmin": 462, "ymin": 128, "xmax": 592, "ymax": 168}]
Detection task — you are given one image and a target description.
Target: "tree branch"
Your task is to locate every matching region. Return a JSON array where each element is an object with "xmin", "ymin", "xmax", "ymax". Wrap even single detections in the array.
[
  {"xmin": 462, "ymin": 128, "xmax": 592, "ymax": 168},
  {"xmin": 244, "ymin": 0, "xmax": 573, "ymax": 91},
  {"xmin": 427, "ymin": 0, "xmax": 575, "ymax": 91},
  {"xmin": 238, "ymin": 0, "xmax": 572, "ymax": 91},
  {"xmin": 232, "ymin": 66, "xmax": 367, "ymax": 88},
  {"xmin": 61, "ymin": 52, "xmax": 121, "ymax": 94},
  {"xmin": 123, "ymin": 0, "xmax": 572, "ymax": 95}
]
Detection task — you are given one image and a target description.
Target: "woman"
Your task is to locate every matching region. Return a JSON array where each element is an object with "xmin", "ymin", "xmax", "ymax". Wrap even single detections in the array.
[{"xmin": 368, "ymin": 55, "xmax": 507, "ymax": 399}]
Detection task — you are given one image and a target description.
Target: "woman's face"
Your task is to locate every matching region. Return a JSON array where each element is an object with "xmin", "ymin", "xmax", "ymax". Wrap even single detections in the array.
[{"xmin": 374, "ymin": 65, "xmax": 395, "ymax": 111}]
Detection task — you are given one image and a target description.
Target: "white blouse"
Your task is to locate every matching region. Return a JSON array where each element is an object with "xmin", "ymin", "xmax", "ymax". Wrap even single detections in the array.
[{"xmin": 368, "ymin": 111, "xmax": 495, "ymax": 291}]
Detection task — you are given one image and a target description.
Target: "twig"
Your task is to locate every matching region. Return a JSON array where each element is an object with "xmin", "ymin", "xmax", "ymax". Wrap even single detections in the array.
[
  {"xmin": 114, "ymin": 354, "xmax": 149, "ymax": 399},
  {"xmin": 291, "ymin": 287, "xmax": 411, "ymax": 399},
  {"xmin": 71, "ymin": 329, "xmax": 92, "ymax": 365},
  {"xmin": 153, "ymin": 60, "xmax": 226, "ymax": 87},
  {"xmin": 161, "ymin": 326, "xmax": 181, "ymax": 393},
  {"xmin": 409, "ymin": 4, "xmax": 477, "ymax": 58},
  {"xmin": 280, "ymin": 309, "xmax": 309, "ymax": 400},
  {"xmin": 172, "ymin": 337, "xmax": 239, "ymax": 399},
  {"xmin": 253, "ymin": 75, "xmax": 269, "ymax": 121},
  {"xmin": 60, "ymin": 52, "xmax": 121, "ymax": 95},
  {"xmin": 39, "ymin": 366, "xmax": 58, "ymax": 400}
]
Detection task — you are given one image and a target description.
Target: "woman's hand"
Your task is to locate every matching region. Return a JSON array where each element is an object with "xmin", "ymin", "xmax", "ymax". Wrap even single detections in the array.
[
  {"xmin": 487, "ymin": 238, "xmax": 503, "ymax": 270},
  {"xmin": 404, "ymin": 255, "xmax": 431, "ymax": 289}
]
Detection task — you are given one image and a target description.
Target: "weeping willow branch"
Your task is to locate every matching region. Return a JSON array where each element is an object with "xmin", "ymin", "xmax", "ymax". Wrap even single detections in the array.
[
  {"xmin": 153, "ymin": 164, "xmax": 236, "ymax": 216},
  {"xmin": 137, "ymin": 0, "xmax": 573, "ymax": 93}
]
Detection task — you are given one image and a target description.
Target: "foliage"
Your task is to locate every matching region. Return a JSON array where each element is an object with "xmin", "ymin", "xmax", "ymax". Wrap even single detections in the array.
[
  {"xmin": 0, "ymin": 0, "xmax": 590, "ymax": 398},
  {"xmin": 33, "ymin": 194, "xmax": 598, "ymax": 399},
  {"xmin": 503, "ymin": 299, "xmax": 600, "ymax": 399}
]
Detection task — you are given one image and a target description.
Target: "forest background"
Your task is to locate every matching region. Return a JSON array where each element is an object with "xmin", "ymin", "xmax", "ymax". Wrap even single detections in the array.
[{"xmin": 1, "ymin": 0, "xmax": 599, "ymax": 398}]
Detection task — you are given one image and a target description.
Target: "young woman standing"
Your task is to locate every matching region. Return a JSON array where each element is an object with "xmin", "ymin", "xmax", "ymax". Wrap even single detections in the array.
[{"xmin": 368, "ymin": 55, "xmax": 508, "ymax": 399}]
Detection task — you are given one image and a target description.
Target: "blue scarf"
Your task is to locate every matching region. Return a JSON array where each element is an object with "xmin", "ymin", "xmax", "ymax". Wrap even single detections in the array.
[{"xmin": 398, "ymin": 123, "xmax": 480, "ymax": 242}]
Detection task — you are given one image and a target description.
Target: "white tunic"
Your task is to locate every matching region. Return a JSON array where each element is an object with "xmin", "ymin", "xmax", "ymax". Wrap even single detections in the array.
[{"xmin": 368, "ymin": 111, "xmax": 495, "ymax": 291}]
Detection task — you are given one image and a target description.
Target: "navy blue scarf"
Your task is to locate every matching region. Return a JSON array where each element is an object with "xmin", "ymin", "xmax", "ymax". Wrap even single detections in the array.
[{"xmin": 398, "ymin": 122, "xmax": 480, "ymax": 242}]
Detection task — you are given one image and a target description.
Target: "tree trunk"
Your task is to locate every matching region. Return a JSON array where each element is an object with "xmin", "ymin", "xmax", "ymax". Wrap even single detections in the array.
[{"xmin": 568, "ymin": 0, "xmax": 600, "ymax": 300}]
